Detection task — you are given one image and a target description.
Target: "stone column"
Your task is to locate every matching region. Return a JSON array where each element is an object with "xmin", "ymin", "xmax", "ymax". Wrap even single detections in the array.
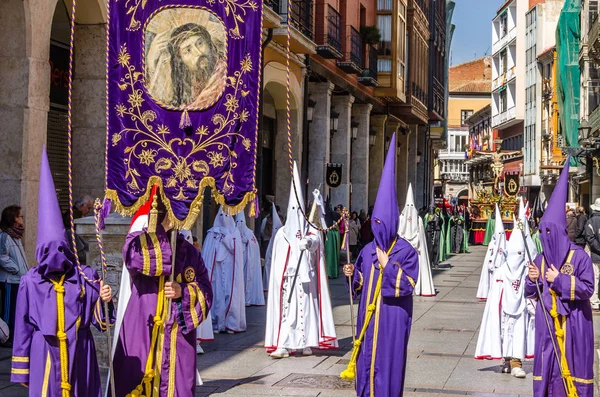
[
  {"xmin": 397, "ymin": 130, "xmax": 410, "ymax": 207},
  {"xmin": 72, "ymin": 24, "xmax": 107, "ymax": 201},
  {"xmin": 368, "ymin": 115, "xmax": 387, "ymax": 207},
  {"xmin": 275, "ymin": 108, "xmax": 300, "ymax": 207},
  {"xmin": 414, "ymin": 127, "xmax": 427, "ymax": 209},
  {"xmin": 330, "ymin": 95, "xmax": 355, "ymax": 208},
  {"xmin": 308, "ymin": 82, "xmax": 334, "ymax": 199},
  {"xmin": 350, "ymin": 104, "xmax": 372, "ymax": 213}
]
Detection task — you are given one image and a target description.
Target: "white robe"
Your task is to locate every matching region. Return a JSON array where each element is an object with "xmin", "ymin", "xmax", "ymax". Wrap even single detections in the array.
[
  {"xmin": 236, "ymin": 213, "xmax": 265, "ymax": 306},
  {"xmin": 476, "ymin": 204, "xmax": 506, "ymax": 300},
  {"xmin": 201, "ymin": 208, "xmax": 246, "ymax": 333},
  {"xmin": 475, "ymin": 217, "xmax": 536, "ymax": 361},
  {"xmin": 263, "ymin": 205, "xmax": 283, "ymax": 291},
  {"xmin": 399, "ymin": 184, "xmax": 435, "ymax": 296},
  {"xmin": 265, "ymin": 162, "xmax": 337, "ymax": 352}
]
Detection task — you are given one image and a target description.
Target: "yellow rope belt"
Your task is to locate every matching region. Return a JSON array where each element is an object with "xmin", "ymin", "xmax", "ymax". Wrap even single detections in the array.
[
  {"xmin": 127, "ymin": 275, "xmax": 166, "ymax": 397},
  {"xmin": 340, "ymin": 238, "xmax": 397, "ymax": 381},
  {"xmin": 50, "ymin": 275, "xmax": 70, "ymax": 397},
  {"xmin": 543, "ymin": 254, "xmax": 578, "ymax": 397}
]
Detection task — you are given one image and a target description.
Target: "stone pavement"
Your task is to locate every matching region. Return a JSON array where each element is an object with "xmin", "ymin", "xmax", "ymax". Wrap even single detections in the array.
[{"xmin": 0, "ymin": 245, "xmax": 598, "ymax": 396}]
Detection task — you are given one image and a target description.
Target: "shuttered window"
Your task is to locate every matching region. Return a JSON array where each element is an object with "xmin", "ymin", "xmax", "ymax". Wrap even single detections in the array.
[{"xmin": 46, "ymin": 107, "xmax": 70, "ymax": 213}]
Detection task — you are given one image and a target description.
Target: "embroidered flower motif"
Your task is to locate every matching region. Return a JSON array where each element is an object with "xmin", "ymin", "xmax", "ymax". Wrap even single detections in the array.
[
  {"xmin": 112, "ymin": 133, "xmax": 122, "ymax": 146},
  {"xmin": 128, "ymin": 91, "xmax": 143, "ymax": 109},
  {"xmin": 157, "ymin": 124, "xmax": 170, "ymax": 135},
  {"xmin": 196, "ymin": 125, "xmax": 209, "ymax": 136},
  {"xmin": 138, "ymin": 149, "xmax": 156, "ymax": 166},
  {"xmin": 173, "ymin": 159, "xmax": 192, "ymax": 182},
  {"xmin": 117, "ymin": 45, "xmax": 130, "ymax": 67},
  {"xmin": 208, "ymin": 151, "xmax": 226, "ymax": 168},
  {"xmin": 241, "ymin": 55, "xmax": 253, "ymax": 73},
  {"xmin": 224, "ymin": 95, "xmax": 239, "ymax": 113},
  {"xmin": 116, "ymin": 104, "xmax": 127, "ymax": 117},
  {"xmin": 242, "ymin": 138, "xmax": 251, "ymax": 151},
  {"xmin": 239, "ymin": 109, "xmax": 249, "ymax": 123}
]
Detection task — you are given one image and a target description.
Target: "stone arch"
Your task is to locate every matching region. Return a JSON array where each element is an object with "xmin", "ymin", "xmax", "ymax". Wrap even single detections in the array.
[{"xmin": 262, "ymin": 61, "xmax": 304, "ymax": 209}]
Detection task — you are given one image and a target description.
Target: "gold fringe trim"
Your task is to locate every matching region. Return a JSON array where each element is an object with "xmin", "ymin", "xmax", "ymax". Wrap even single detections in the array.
[{"xmin": 105, "ymin": 176, "xmax": 256, "ymax": 230}]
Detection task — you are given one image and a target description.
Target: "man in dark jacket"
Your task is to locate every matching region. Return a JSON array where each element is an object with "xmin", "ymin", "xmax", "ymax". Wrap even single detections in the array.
[
  {"xmin": 566, "ymin": 208, "xmax": 577, "ymax": 242},
  {"xmin": 575, "ymin": 206, "xmax": 588, "ymax": 248},
  {"xmin": 584, "ymin": 199, "xmax": 600, "ymax": 310}
]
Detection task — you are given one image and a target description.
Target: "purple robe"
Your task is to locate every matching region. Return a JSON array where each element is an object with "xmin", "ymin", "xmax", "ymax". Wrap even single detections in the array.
[
  {"xmin": 112, "ymin": 227, "xmax": 213, "ymax": 397},
  {"xmin": 10, "ymin": 265, "xmax": 115, "ymax": 397},
  {"xmin": 526, "ymin": 246, "xmax": 594, "ymax": 397},
  {"xmin": 350, "ymin": 239, "xmax": 419, "ymax": 397}
]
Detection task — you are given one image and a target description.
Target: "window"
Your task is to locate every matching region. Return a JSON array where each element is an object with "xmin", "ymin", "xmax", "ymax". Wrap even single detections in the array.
[
  {"xmin": 461, "ymin": 110, "xmax": 474, "ymax": 126},
  {"xmin": 500, "ymin": 13, "xmax": 508, "ymax": 38},
  {"xmin": 500, "ymin": 90, "xmax": 508, "ymax": 113},
  {"xmin": 398, "ymin": 2, "xmax": 407, "ymax": 82},
  {"xmin": 500, "ymin": 50, "xmax": 507, "ymax": 74}
]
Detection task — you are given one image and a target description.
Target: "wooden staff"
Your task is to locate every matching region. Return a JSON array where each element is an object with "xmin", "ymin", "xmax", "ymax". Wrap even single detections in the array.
[
  {"xmin": 342, "ymin": 210, "xmax": 356, "ymax": 343},
  {"xmin": 166, "ymin": 226, "xmax": 178, "ymax": 320}
]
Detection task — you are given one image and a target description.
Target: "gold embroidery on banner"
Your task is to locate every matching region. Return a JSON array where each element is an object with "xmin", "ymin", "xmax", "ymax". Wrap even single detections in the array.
[
  {"xmin": 140, "ymin": 233, "xmax": 151, "ymax": 275},
  {"xmin": 41, "ymin": 352, "xmax": 51, "ymax": 397},
  {"xmin": 112, "ymin": 43, "xmax": 254, "ymax": 213}
]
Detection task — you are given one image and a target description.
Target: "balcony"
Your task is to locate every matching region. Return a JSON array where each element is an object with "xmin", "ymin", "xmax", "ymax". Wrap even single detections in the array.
[
  {"xmin": 273, "ymin": 0, "xmax": 316, "ymax": 54},
  {"xmin": 590, "ymin": 13, "xmax": 600, "ymax": 62},
  {"xmin": 315, "ymin": 3, "xmax": 342, "ymax": 59},
  {"xmin": 337, "ymin": 26, "xmax": 363, "ymax": 74},
  {"xmin": 438, "ymin": 149, "xmax": 467, "ymax": 161},
  {"xmin": 492, "ymin": 26, "xmax": 516, "ymax": 55},
  {"xmin": 263, "ymin": 0, "xmax": 282, "ymax": 28},
  {"xmin": 492, "ymin": 106, "xmax": 516, "ymax": 128},
  {"xmin": 492, "ymin": 66, "xmax": 516, "ymax": 92},
  {"xmin": 358, "ymin": 44, "xmax": 378, "ymax": 87},
  {"xmin": 590, "ymin": 105, "xmax": 600, "ymax": 134}
]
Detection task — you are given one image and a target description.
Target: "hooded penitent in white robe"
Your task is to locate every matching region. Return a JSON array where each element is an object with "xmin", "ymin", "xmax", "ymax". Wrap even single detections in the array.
[
  {"xmin": 265, "ymin": 162, "xmax": 338, "ymax": 352},
  {"xmin": 236, "ymin": 212, "xmax": 265, "ymax": 306},
  {"xmin": 476, "ymin": 204, "xmax": 507, "ymax": 300},
  {"xmin": 475, "ymin": 216, "xmax": 537, "ymax": 361},
  {"xmin": 263, "ymin": 203, "xmax": 283, "ymax": 291},
  {"xmin": 201, "ymin": 207, "xmax": 246, "ymax": 333},
  {"xmin": 398, "ymin": 184, "xmax": 435, "ymax": 296}
]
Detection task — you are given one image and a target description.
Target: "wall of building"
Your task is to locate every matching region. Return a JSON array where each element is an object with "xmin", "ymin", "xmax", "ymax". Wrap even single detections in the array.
[{"xmin": 447, "ymin": 95, "xmax": 491, "ymax": 127}]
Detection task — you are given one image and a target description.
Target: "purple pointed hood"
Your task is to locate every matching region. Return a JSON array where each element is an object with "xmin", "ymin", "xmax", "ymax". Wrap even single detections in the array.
[
  {"xmin": 539, "ymin": 158, "xmax": 571, "ymax": 267},
  {"xmin": 372, "ymin": 132, "xmax": 398, "ymax": 250},
  {"xmin": 36, "ymin": 146, "xmax": 75, "ymax": 277}
]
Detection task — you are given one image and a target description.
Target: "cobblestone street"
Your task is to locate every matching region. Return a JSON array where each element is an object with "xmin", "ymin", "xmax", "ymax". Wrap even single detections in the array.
[{"xmin": 0, "ymin": 246, "xmax": 598, "ymax": 396}]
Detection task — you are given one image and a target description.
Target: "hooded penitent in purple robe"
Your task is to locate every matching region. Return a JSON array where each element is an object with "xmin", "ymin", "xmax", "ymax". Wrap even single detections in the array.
[
  {"xmin": 526, "ymin": 159, "xmax": 594, "ymax": 397},
  {"xmin": 112, "ymin": 202, "xmax": 213, "ymax": 397},
  {"xmin": 10, "ymin": 147, "xmax": 115, "ymax": 397},
  {"xmin": 344, "ymin": 133, "xmax": 419, "ymax": 397}
]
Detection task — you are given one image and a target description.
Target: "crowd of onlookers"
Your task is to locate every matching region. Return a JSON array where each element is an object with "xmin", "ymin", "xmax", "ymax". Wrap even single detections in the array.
[{"xmin": 572, "ymin": 198, "xmax": 600, "ymax": 311}]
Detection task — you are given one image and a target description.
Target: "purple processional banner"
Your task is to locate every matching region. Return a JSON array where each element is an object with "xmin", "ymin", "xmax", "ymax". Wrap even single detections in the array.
[{"xmin": 105, "ymin": 0, "xmax": 262, "ymax": 227}]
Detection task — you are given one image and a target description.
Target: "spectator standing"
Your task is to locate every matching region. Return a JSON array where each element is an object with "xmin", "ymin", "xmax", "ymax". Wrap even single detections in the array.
[
  {"xmin": 585, "ymin": 198, "xmax": 600, "ymax": 311},
  {"xmin": 348, "ymin": 211, "xmax": 361, "ymax": 259},
  {"xmin": 575, "ymin": 206, "xmax": 588, "ymax": 248},
  {"xmin": 566, "ymin": 208, "xmax": 577, "ymax": 242},
  {"xmin": 0, "ymin": 205, "xmax": 29, "ymax": 346}
]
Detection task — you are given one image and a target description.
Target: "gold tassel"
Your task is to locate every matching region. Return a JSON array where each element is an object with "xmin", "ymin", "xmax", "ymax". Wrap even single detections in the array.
[{"xmin": 148, "ymin": 193, "xmax": 159, "ymax": 233}]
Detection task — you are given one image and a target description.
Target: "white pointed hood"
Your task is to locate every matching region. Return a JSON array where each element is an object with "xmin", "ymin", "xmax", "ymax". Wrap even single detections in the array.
[
  {"xmin": 518, "ymin": 197, "xmax": 537, "ymax": 257},
  {"xmin": 502, "ymin": 215, "xmax": 528, "ymax": 316},
  {"xmin": 235, "ymin": 211, "xmax": 254, "ymax": 241},
  {"xmin": 493, "ymin": 204, "xmax": 505, "ymax": 236},
  {"xmin": 312, "ymin": 189, "xmax": 327, "ymax": 229},
  {"xmin": 211, "ymin": 206, "xmax": 236, "ymax": 234},
  {"xmin": 283, "ymin": 162, "xmax": 306, "ymax": 242},
  {"xmin": 399, "ymin": 183, "xmax": 420, "ymax": 245}
]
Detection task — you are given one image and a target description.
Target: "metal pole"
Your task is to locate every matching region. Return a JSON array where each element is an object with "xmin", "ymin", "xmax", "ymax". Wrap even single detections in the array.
[{"xmin": 302, "ymin": 56, "xmax": 311, "ymax": 205}]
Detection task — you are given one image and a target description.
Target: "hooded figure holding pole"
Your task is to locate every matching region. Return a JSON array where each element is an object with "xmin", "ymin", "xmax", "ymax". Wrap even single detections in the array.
[
  {"xmin": 112, "ymin": 190, "xmax": 213, "ymax": 397},
  {"xmin": 11, "ymin": 147, "xmax": 115, "ymax": 396},
  {"xmin": 341, "ymin": 133, "xmax": 419, "ymax": 396},
  {"xmin": 265, "ymin": 162, "xmax": 337, "ymax": 358},
  {"xmin": 526, "ymin": 159, "xmax": 594, "ymax": 397},
  {"xmin": 476, "ymin": 204, "xmax": 507, "ymax": 300}
]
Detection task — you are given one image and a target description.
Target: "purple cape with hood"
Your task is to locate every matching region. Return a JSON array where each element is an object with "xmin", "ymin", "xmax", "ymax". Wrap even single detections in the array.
[
  {"xmin": 349, "ymin": 132, "xmax": 419, "ymax": 397},
  {"xmin": 526, "ymin": 158, "xmax": 594, "ymax": 396},
  {"xmin": 11, "ymin": 147, "xmax": 115, "ymax": 397}
]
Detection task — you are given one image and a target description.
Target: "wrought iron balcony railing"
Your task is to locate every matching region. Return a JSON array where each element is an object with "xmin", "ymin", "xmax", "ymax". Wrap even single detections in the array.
[
  {"xmin": 358, "ymin": 44, "xmax": 378, "ymax": 87},
  {"xmin": 285, "ymin": 0, "xmax": 313, "ymax": 40},
  {"xmin": 265, "ymin": 0, "xmax": 281, "ymax": 13},
  {"xmin": 315, "ymin": 3, "xmax": 342, "ymax": 58},
  {"xmin": 337, "ymin": 26, "xmax": 363, "ymax": 74}
]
